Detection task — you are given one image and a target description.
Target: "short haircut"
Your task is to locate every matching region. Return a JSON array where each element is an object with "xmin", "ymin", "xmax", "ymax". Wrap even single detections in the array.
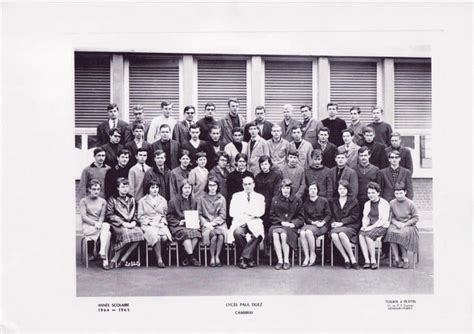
[
  {"xmin": 154, "ymin": 149, "xmax": 166, "ymax": 158},
  {"xmin": 179, "ymin": 179, "xmax": 193, "ymax": 192},
  {"xmin": 161, "ymin": 101, "xmax": 172, "ymax": 108},
  {"xmin": 131, "ymin": 104, "xmax": 144, "ymax": 112},
  {"xmin": 255, "ymin": 105, "xmax": 265, "ymax": 113},
  {"xmin": 146, "ymin": 180, "xmax": 160, "ymax": 194},
  {"xmin": 235, "ymin": 153, "xmax": 248, "ymax": 163},
  {"xmin": 335, "ymin": 151, "xmax": 347, "ymax": 158},
  {"xmin": 195, "ymin": 151, "xmax": 207, "ymax": 159},
  {"xmin": 342, "ymin": 128, "xmax": 354, "ymax": 136},
  {"xmin": 283, "ymin": 104, "xmax": 293, "ymax": 111},
  {"xmin": 159, "ymin": 123, "xmax": 171, "ymax": 131},
  {"xmin": 271, "ymin": 124, "xmax": 282, "ymax": 131},
  {"xmin": 258, "ymin": 155, "xmax": 273, "ymax": 169},
  {"xmin": 363, "ymin": 126, "xmax": 375, "ymax": 134},
  {"xmin": 288, "ymin": 149, "xmax": 299, "ymax": 157},
  {"xmin": 307, "ymin": 182, "xmax": 319, "ymax": 192},
  {"xmin": 118, "ymin": 149, "xmax": 130, "ymax": 157},
  {"xmin": 390, "ymin": 131, "xmax": 402, "ymax": 139},
  {"xmin": 86, "ymin": 178, "xmax": 101, "ymax": 190},
  {"xmin": 300, "ymin": 104, "xmax": 312, "ymax": 111},
  {"xmin": 136, "ymin": 148, "xmax": 148, "ymax": 155},
  {"xmin": 248, "ymin": 123, "xmax": 258, "ymax": 130},
  {"xmin": 311, "ymin": 149, "xmax": 323, "ymax": 159},
  {"xmin": 132, "ymin": 123, "xmax": 145, "ymax": 131},
  {"xmin": 183, "ymin": 105, "xmax": 195, "ymax": 114},
  {"xmin": 394, "ymin": 182, "xmax": 407, "ymax": 191},
  {"xmin": 367, "ymin": 181, "xmax": 381, "ymax": 193},
  {"xmin": 93, "ymin": 147, "xmax": 106, "ymax": 156},
  {"xmin": 318, "ymin": 127, "xmax": 330, "ymax": 135},
  {"xmin": 116, "ymin": 177, "xmax": 129, "ymax": 187},
  {"xmin": 189, "ymin": 124, "xmax": 200, "ymax": 131},
  {"xmin": 179, "ymin": 149, "xmax": 191, "ymax": 159},
  {"xmin": 388, "ymin": 150, "xmax": 401, "ymax": 158},
  {"xmin": 372, "ymin": 106, "xmax": 383, "ymax": 113},
  {"xmin": 358, "ymin": 146, "xmax": 370, "ymax": 155},
  {"xmin": 216, "ymin": 151, "xmax": 230, "ymax": 162},
  {"xmin": 232, "ymin": 127, "xmax": 243, "ymax": 135},
  {"xmin": 227, "ymin": 98, "xmax": 239, "ymax": 106},
  {"xmin": 291, "ymin": 124, "xmax": 302, "ymax": 132},
  {"xmin": 327, "ymin": 102, "xmax": 338, "ymax": 109},
  {"xmin": 349, "ymin": 106, "xmax": 361, "ymax": 114},
  {"xmin": 204, "ymin": 176, "xmax": 220, "ymax": 193},
  {"xmin": 204, "ymin": 103, "xmax": 215, "ymax": 110},
  {"xmin": 109, "ymin": 128, "xmax": 121, "ymax": 137},
  {"xmin": 242, "ymin": 175, "xmax": 254, "ymax": 184},
  {"xmin": 209, "ymin": 125, "xmax": 221, "ymax": 133},
  {"xmin": 107, "ymin": 103, "xmax": 118, "ymax": 111},
  {"xmin": 338, "ymin": 179, "xmax": 350, "ymax": 190}
]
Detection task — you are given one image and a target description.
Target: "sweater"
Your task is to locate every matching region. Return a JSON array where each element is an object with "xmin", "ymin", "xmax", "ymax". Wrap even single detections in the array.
[
  {"xmin": 389, "ymin": 198, "xmax": 419, "ymax": 225},
  {"xmin": 322, "ymin": 117, "xmax": 347, "ymax": 147},
  {"xmin": 303, "ymin": 196, "xmax": 332, "ymax": 225},
  {"xmin": 369, "ymin": 121, "xmax": 392, "ymax": 147},
  {"xmin": 280, "ymin": 163, "xmax": 306, "ymax": 199}
]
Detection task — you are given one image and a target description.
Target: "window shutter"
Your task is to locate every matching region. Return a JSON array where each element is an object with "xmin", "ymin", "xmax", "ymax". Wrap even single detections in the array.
[
  {"xmin": 197, "ymin": 59, "xmax": 247, "ymax": 121},
  {"xmin": 74, "ymin": 54, "xmax": 111, "ymax": 128},
  {"xmin": 264, "ymin": 61, "xmax": 313, "ymax": 124},
  {"xmin": 329, "ymin": 61, "xmax": 377, "ymax": 124},
  {"xmin": 129, "ymin": 57, "xmax": 180, "ymax": 123},
  {"xmin": 394, "ymin": 62, "xmax": 432, "ymax": 129}
]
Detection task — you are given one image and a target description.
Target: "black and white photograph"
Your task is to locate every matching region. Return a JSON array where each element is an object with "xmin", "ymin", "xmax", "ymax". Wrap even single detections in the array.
[{"xmin": 1, "ymin": 1, "xmax": 472, "ymax": 332}]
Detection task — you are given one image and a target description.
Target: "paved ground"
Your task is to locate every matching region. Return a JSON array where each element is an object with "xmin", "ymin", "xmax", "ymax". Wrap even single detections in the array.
[{"xmin": 76, "ymin": 232, "xmax": 433, "ymax": 297}]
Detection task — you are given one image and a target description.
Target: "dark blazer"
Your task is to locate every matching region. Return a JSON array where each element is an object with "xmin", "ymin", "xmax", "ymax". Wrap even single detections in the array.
[
  {"xmin": 124, "ymin": 140, "xmax": 153, "ymax": 167},
  {"xmin": 313, "ymin": 141, "xmax": 338, "ymax": 168},
  {"xmin": 329, "ymin": 197, "xmax": 360, "ymax": 229},
  {"xmin": 104, "ymin": 164, "xmax": 131, "ymax": 200},
  {"xmin": 125, "ymin": 120, "xmax": 150, "ymax": 144},
  {"xmin": 322, "ymin": 117, "xmax": 347, "ymax": 147},
  {"xmin": 143, "ymin": 165, "xmax": 171, "ymax": 200},
  {"xmin": 328, "ymin": 166, "xmax": 359, "ymax": 200},
  {"xmin": 219, "ymin": 113, "xmax": 245, "ymax": 145},
  {"xmin": 150, "ymin": 139, "xmax": 181, "ymax": 170},
  {"xmin": 203, "ymin": 140, "xmax": 227, "ymax": 170},
  {"xmin": 243, "ymin": 120, "xmax": 274, "ymax": 142},
  {"xmin": 385, "ymin": 146, "xmax": 413, "ymax": 173},
  {"xmin": 301, "ymin": 118, "xmax": 323, "ymax": 148},
  {"xmin": 96, "ymin": 119, "xmax": 129, "ymax": 146},
  {"xmin": 278, "ymin": 118, "xmax": 301, "ymax": 142},
  {"xmin": 363, "ymin": 140, "xmax": 389, "ymax": 169},
  {"xmin": 172, "ymin": 120, "xmax": 192, "ymax": 145},
  {"xmin": 379, "ymin": 166, "xmax": 414, "ymax": 202},
  {"xmin": 181, "ymin": 140, "xmax": 210, "ymax": 168},
  {"xmin": 101, "ymin": 143, "xmax": 124, "ymax": 169}
]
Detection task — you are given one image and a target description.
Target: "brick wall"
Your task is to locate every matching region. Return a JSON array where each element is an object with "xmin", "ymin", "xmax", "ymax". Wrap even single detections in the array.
[{"xmin": 413, "ymin": 178, "xmax": 433, "ymax": 211}]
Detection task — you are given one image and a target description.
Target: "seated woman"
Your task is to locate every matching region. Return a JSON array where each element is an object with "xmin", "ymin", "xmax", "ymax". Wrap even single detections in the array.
[
  {"xmin": 189, "ymin": 151, "xmax": 209, "ymax": 199},
  {"xmin": 384, "ymin": 182, "xmax": 420, "ymax": 269},
  {"xmin": 300, "ymin": 182, "xmax": 332, "ymax": 267},
  {"xmin": 267, "ymin": 179, "xmax": 304, "ymax": 270},
  {"xmin": 166, "ymin": 179, "xmax": 201, "ymax": 267},
  {"xmin": 196, "ymin": 177, "xmax": 228, "ymax": 267},
  {"xmin": 329, "ymin": 180, "xmax": 360, "ymax": 269},
  {"xmin": 107, "ymin": 177, "xmax": 144, "ymax": 268},
  {"xmin": 137, "ymin": 180, "xmax": 172, "ymax": 268},
  {"xmin": 359, "ymin": 181, "xmax": 390, "ymax": 269},
  {"xmin": 79, "ymin": 179, "xmax": 112, "ymax": 269}
]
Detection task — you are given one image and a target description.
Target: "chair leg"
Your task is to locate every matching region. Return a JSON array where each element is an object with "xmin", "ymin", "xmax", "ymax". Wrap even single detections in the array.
[
  {"xmin": 330, "ymin": 240, "xmax": 333, "ymax": 267},
  {"xmin": 204, "ymin": 245, "xmax": 208, "ymax": 267},
  {"xmin": 198, "ymin": 243, "xmax": 201, "ymax": 264},
  {"xmin": 291, "ymin": 249, "xmax": 295, "ymax": 267},
  {"xmin": 80, "ymin": 238, "xmax": 84, "ymax": 264},
  {"xmin": 233, "ymin": 244, "xmax": 236, "ymax": 265},
  {"xmin": 226, "ymin": 245, "xmax": 230, "ymax": 265},
  {"xmin": 138, "ymin": 245, "xmax": 141, "ymax": 265},
  {"xmin": 377, "ymin": 243, "xmax": 381, "ymax": 267},
  {"xmin": 298, "ymin": 240, "xmax": 302, "ymax": 266},
  {"xmin": 168, "ymin": 244, "xmax": 172, "ymax": 267},
  {"xmin": 413, "ymin": 252, "xmax": 417, "ymax": 269},
  {"xmin": 145, "ymin": 242, "xmax": 149, "ymax": 268},
  {"xmin": 257, "ymin": 246, "xmax": 260, "ymax": 265},
  {"xmin": 321, "ymin": 238, "xmax": 325, "ymax": 267},
  {"xmin": 389, "ymin": 246, "xmax": 392, "ymax": 267},
  {"xmin": 176, "ymin": 245, "xmax": 180, "ymax": 268},
  {"xmin": 269, "ymin": 244, "xmax": 272, "ymax": 266}
]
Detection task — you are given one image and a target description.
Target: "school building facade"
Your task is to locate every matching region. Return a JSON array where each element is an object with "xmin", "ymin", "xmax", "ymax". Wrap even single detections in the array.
[{"xmin": 74, "ymin": 51, "xmax": 432, "ymax": 212}]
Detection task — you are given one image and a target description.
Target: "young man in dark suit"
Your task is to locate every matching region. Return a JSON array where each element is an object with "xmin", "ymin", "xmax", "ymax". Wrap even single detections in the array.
[
  {"xmin": 322, "ymin": 102, "xmax": 347, "ymax": 147},
  {"xmin": 313, "ymin": 127, "xmax": 338, "ymax": 168},
  {"xmin": 385, "ymin": 132, "xmax": 414, "ymax": 173},
  {"xmin": 96, "ymin": 103, "xmax": 129, "ymax": 146},
  {"xmin": 361, "ymin": 126, "xmax": 389, "ymax": 169},
  {"xmin": 243, "ymin": 106, "xmax": 274, "ymax": 141},
  {"xmin": 101, "ymin": 128, "xmax": 124, "ymax": 168},
  {"xmin": 150, "ymin": 124, "xmax": 181, "ymax": 170},
  {"xmin": 219, "ymin": 98, "xmax": 245, "ymax": 145}
]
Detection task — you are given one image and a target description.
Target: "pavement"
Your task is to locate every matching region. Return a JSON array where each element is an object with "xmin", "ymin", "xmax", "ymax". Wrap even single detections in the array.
[{"xmin": 76, "ymin": 232, "xmax": 433, "ymax": 297}]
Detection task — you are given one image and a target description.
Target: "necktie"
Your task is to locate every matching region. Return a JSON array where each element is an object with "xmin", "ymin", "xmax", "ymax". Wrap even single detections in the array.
[
  {"xmin": 247, "ymin": 194, "xmax": 251, "ymax": 202},
  {"xmin": 114, "ymin": 120, "xmax": 117, "ymax": 129},
  {"xmin": 142, "ymin": 165, "xmax": 145, "ymax": 172}
]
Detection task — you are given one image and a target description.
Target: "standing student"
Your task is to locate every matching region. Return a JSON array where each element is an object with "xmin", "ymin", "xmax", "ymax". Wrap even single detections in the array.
[
  {"xmin": 369, "ymin": 106, "xmax": 392, "ymax": 147},
  {"xmin": 169, "ymin": 149, "xmax": 192, "ymax": 200},
  {"xmin": 300, "ymin": 183, "xmax": 332, "ymax": 266},
  {"xmin": 137, "ymin": 180, "xmax": 172, "ymax": 268},
  {"xmin": 107, "ymin": 178, "xmax": 144, "ymax": 269},
  {"xmin": 125, "ymin": 123, "xmax": 152, "ymax": 167},
  {"xmin": 313, "ymin": 127, "xmax": 338, "ymax": 168},
  {"xmin": 304, "ymin": 149, "xmax": 333, "ymax": 199},
  {"xmin": 78, "ymin": 147, "xmax": 111, "ymax": 199},
  {"xmin": 267, "ymin": 124, "xmax": 290, "ymax": 171},
  {"xmin": 203, "ymin": 125, "xmax": 226, "ymax": 170},
  {"xmin": 226, "ymin": 153, "xmax": 254, "ymax": 202},
  {"xmin": 208, "ymin": 152, "xmax": 232, "ymax": 200},
  {"xmin": 348, "ymin": 106, "xmax": 366, "ymax": 146},
  {"xmin": 322, "ymin": 102, "xmax": 347, "ymax": 147},
  {"xmin": 280, "ymin": 150, "xmax": 306, "ymax": 200},
  {"xmin": 288, "ymin": 125, "xmax": 313, "ymax": 169},
  {"xmin": 197, "ymin": 177, "xmax": 228, "ymax": 267},
  {"xmin": 219, "ymin": 98, "xmax": 245, "ymax": 144},
  {"xmin": 125, "ymin": 104, "xmax": 150, "ymax": 143},
  {"xmin": 196, "ymin": 103, "xmax": 219, "ymax": 142},
  {"xmin": 96, "ymin": 103, "xmax": 129, "ymax": 146},
  {"xmin": 181, "ymin": 124, "xmax": 209, "ymax": 168},
  {"xmin": 359, "ymin": 182, "xmax": 390, "ymax": 269},
  {"xmin": 101, "ymin": 128, "xmax": 124, "ymax": 168},
  {"xmin": 173, "ymin": 105, "xmax": 196, "ymax": 144},
  {"xmin": 338, "ymin": 128, "xmax": 360, "ymax": 168},
  {"xmin": 128, "ymin": 148, "xmax": 151, "ymax": 203},
  {"xmin": 228, "ymin": 176, "xmax": 265, "ymax": 269},
  {"xmin": 278, "ymin": 104, "xmax": 301, "ymax": 142},
  {"xmin": 361, "ymin": 126, "xmax": 389, "ymax": 169},
  {"xmin": 353, "ymin": 146, "xmax": 381, "ymax": 210},
  {"xmin": 224, "ymin": 127, "xmax": 248, "ymax": 168},
  {"xmin": 328, "ymin": 152, "xmax": 359, "ymax": 200},
  {"xmin": 104, "ymin": 149, "xmax": 131, "ymax": 199},
  {"xmin": 143, "ymin": 149, "xmax": 170, "ymax": 200},
  {"xmin": 267, "ymin": 179, "xmax": 304, "ymax": 270},
  {"xmin": 166, "ymin": 179, "xmax": 201, "ymax": 267},
  {"xmin": 150, "ymin": 124, "xmax": 180, "ymax": 170},
  {"xmin": 79, "ymin": 179, "xmax": 112, "ymax": 270},
  {"xmin": 385, "ymin": 132, "xmax": 414, "ymax": 173},
  {"xmin": 245, "ymin": 123, "xmax": 270, "ymax": 176},
  {"xmin": 188, "ymin": 151, "xmax": 209, "ymax": 199},
  {"xmin": 147, "ymin": 101, "xmax": 178, "ymax": 143},
  {"xmin": 300, "ymin": 105, "xmax": 323, "ymax": 148},
  {"xmin": 379, "ymin": 150, "xmax": 414, "ymax": 202},
  {"xmin": 243, "ymin": 106, "xmax": 274, "ymax": 141}
]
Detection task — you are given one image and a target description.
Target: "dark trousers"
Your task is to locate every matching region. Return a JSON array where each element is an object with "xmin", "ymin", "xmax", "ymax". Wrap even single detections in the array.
[{"xmin": 233, "ymin": 225, "xmax": 262, "ymax": 261}]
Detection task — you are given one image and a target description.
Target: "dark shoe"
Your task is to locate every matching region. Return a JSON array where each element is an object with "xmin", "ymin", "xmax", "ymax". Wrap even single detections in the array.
[
  {"xmin": 209, "ymin": 261, "xmax": 216, "ymax": 267},
  {"xmin": 274, "ymin": 262, "xmax": 283, "ymax": 270},
  {"xmin": 371, "ymin": 263, "xmax": 378, "ymax": 270},
  {"xmin": 117, "ymin": 260, "xmax": 126, "ymax": 268},
  {"xmin": 344, "ymin": 261, "xmax": 351, "ymax": 269},
  {"xmin": 157, "ymin": 261, "xmax": 165, "ymax": 268},
  {"xmin": 402, "ymin": 260, "xmax": 409, "ymax": 269},
  {"xmin": 247, "ymin": 259, "xmax": 256, "ymax": 268},
  {"xmin": 216, "ymin": 260, "xmax": 222, "ymax": 267},
  {"xmin": 182, "ymin": 258, "xmax": 189, "ymax": 267},
  {"xmin": 351, "ymin": 262, "xmax": 360, "ymax": 270},
  {"xmin": 191, "ymin": 258, "xmax": 201, "ymax": 267},
  {"xmin": 238, "ymin": 260, "xmax": 247, "ymax": 269},
  {"xmin": 363, "ymin": 262, "xmax": 370, "ymax": 269},
  {"xmin": 283, "ymin": 262, "xmax": 290, "ymax": 270}
]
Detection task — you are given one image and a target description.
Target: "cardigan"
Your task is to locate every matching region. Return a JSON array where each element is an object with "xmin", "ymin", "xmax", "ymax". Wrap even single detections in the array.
[
  {"xmin": 219, "ymin": 113, "xmax": 245, "ymax": 145},
  {"xmin": 245, "ymin": 136, "xmax": 271, "ymax": 176},
  {"xmin": 289, "ymin": 140, "xmax": 313, "ymax": 169},
  {"xmin": 267, "ymin": 138, "xmax": 291, "ymax": 170},
  {"xmin": 362, "ymin": 198, "xmax": 390, "ymax": 228},
  {"xmin": 280, "ymin": 163, "xmax": 306, "ymax": 199}
]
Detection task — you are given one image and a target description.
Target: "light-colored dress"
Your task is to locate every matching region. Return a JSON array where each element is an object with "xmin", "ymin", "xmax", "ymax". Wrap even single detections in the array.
[
  {"xmin": 80, "ymin": 196, "xmax": 107, "ymax": 241},
  {"xmin": 197, "ymin": 193, "xmax": 228, "ymax": 244},
  {"xmin": 137, "ymin": 194, "xmax": 173, "ymax": 246},
  {"xmin": 189, "ymin": 166, "xmax": 209, "ymax": 198}
]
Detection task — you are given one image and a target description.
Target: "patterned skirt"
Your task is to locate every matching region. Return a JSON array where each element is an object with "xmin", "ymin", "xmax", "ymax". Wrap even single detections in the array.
[
  {"xmin": 171, "ymin": 226, "xmax": 202, "ymax": 242},
  {"xmin": 359, "ymin": 226, "xmax": 387, "ymax": 241},
  {"xmin": 384, "ymin": 224, "xmax": 419, "ymax": 253},
  {"xmin": 112, "ymin": 226, "xmax": 144, "ymax": 251},
  {"xmin": 201, "ymin": 225, "xmax": 228, "ymax": 245},
  {"xmin": 301, "ymin": 224, "xmax": 329, "ymax": 237}
]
